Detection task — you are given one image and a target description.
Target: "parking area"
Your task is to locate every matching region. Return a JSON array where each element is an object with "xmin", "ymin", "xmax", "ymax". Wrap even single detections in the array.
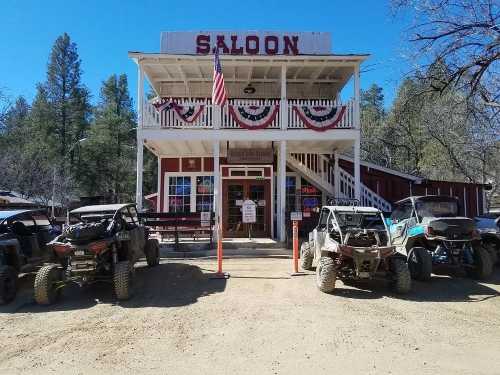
[{"xmin": 1, "ymin": 257, "xmax": 500, "ymax": 375}]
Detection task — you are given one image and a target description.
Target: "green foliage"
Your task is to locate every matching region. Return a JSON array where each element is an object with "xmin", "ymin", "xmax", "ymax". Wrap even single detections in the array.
[{"xmin": 77, "ymin": 74, "xmax": 137, "ymax": 201}]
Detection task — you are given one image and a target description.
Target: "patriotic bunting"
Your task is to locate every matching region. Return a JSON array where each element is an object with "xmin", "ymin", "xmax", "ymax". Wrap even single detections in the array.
[
  {"xmin": 228, "ymin": 104, "xmax": 280, "ymax": 130},
  {"xmin": 152, "ymin": 99, "xmax": 205, "ymax": 124},
  {"xmin": 292, "ymin": 105, "xmax": 347, "ymax": 131}
]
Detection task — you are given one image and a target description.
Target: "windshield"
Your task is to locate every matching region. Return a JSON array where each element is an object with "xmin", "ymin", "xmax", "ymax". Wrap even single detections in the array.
[
  {"xmin": 334, "ymin": 212, "xmax": 385, "ymax": 230},
  {"xmin": 415, "ymin": 200, "xmax": 458, "ymax": 219}
]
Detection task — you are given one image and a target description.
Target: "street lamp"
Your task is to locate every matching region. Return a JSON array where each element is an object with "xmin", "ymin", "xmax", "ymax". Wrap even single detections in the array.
[{"xmin": 51, "ymin": 138, "xmax": 88, "ymax": 218}]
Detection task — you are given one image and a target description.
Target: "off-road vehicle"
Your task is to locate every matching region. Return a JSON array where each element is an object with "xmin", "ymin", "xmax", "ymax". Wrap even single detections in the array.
[
  {"xmin": 474, "ymin": 213, "xmax": 500, "ymax": 266},
  {"xmin": 34, "ymin": 203, "xmax": 160, "ymax": 305},
  {"xmin": 0, "ymin": 210, "xmax": 59, "ymax": 304},
  {"xmin": 387, "ymin": 196, "xmax": 492, "ymax": 281},
  {"xmin": 300, "ymin": 203, "xmax": 411, "ymax": 294}
]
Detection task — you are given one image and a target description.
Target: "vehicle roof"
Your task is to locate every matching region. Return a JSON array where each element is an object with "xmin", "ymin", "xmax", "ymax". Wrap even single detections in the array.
[
  {"xmin": 0, "ymin": 209, "xmax": 42, "ymax": 221},
  {"xmin": 395, "ymin": 195, "xmax": 459, "ymax": 205},
  {"xmin": 70, "ymin": 203, "xmax": 134, "ymax": 214},
  {"xmin": 324, "ymin": 206, "xmax": 381, "ymax": 213}
]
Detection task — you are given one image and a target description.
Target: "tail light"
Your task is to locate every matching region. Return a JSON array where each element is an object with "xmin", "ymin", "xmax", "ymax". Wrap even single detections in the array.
[
  {"xmin": 53, "ymin": 243, "xmax": 71, "ymax": 255},
  {"xmin": 88, "ymin": 240, "xmax": 109, "ymax": 255}
]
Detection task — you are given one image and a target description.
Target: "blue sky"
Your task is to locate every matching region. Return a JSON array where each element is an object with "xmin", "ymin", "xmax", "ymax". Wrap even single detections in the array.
[{"xmin": 0, "ymin": 0, "xmax": 412, "ymax": 107}]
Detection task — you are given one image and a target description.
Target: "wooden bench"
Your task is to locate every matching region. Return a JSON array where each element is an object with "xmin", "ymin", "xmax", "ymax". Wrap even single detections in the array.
[{"xmin": 139, "ymin": 212, "xmax": 215, "ymax": 251}]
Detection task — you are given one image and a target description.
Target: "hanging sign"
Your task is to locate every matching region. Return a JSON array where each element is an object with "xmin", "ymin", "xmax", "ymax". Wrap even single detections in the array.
[
  {"xmin": 242, "ymin": 200, "xmax": 257, "ymax": 223},
  {"xmin": 200, "ymin": 211, "xmax": 211, "ymax": 227},
  {"xmin": 161, "ymin": 31, "xmax": 331, "ymax": 55},
  {"xmin": 292, "ymin": 105, "xmax": 347, "ymax": 131},
  {"xmin": 227, "ymin": 148, "xmax": 274, "ymax": 164},
  {"xmin": 290, "ymin": 211, "xmax": 303, "ymax": 221}
]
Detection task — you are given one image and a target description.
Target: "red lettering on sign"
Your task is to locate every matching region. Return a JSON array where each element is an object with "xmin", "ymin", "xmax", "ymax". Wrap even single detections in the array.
[
  {"xmin": 245, "ymin": 35, "xmax": 259, "ymax": 55},
  {"xmin": 196, "ymin": 35, "xmax": 210, "ymax": 54},
  {"xmin": 264, "ymin": 36, "xmax": 278, "ymax": 55},
  {"xmin": 283, "ymin": 35, "xmax": 299, "ymax": 55},
  {"xmin": 216, "ymin": 35, "xmax": 230, "ymax": 54},
  {"xmin": 230, "ymin": 35, "xmax": 243, "ymax": 55}
]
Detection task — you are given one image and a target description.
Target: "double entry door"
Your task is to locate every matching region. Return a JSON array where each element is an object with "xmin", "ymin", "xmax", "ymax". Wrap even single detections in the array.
[{"xmin": 222, "ymin": 179, "xmax": 271, "ymax": 238}]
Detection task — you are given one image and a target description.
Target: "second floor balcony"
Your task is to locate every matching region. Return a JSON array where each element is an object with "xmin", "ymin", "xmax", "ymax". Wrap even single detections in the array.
[{"xmin": 142, "ymin": 97, "xmax": 357, "ymax": 130}]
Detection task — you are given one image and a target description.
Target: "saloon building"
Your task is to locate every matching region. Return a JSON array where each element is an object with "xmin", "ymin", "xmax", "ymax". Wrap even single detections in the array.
[{"xmin": 129, "ymin": 31, "xmax": 487, "ymax": 241}]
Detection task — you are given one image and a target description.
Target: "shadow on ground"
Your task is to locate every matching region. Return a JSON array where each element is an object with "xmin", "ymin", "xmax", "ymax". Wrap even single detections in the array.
[
  {"xmin": 0, "ymin": 262, "xmax": 226, "ymax": 314},
  {"xmin": 319, "ymin": 268, "xmax": 500, "ymax": 303}
]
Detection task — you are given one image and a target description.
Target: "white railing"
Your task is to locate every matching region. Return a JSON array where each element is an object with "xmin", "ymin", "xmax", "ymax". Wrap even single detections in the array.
[
  {"xmin": 287, "ymin": 153, "xmax": 392, "ymax": 211},
  {"xmin": 143, "ymin": 98, "xmax": 213, "ymax": 129},
  {"xmin": 142, "ymin": 98, "xmax": 355, "ymax": 130},
  {"xmin": 289, "ymin": 153, "xmax": 334, "ymax": 189},
  {"xmin": 338, "ymin": 167, "xmax": 392, "ymax": 212},
  {"xmin": 221, "ymin": 99, "xmax": 281, "ymax": 129},
  {"xmin": 287, "ymin": 98, "xmax": 354, "ymax": 129}
]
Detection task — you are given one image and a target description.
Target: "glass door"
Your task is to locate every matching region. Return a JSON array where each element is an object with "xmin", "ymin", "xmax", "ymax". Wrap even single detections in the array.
[{"xmin": 223, "ymin": 179, "xmax": 270, "ymax": 238}]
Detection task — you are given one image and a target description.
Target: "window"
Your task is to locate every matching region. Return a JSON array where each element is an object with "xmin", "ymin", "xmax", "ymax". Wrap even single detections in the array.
[
  {"xmin": 391, "ymin": 202, "xmax": 413, "ymax": 222},
  {"xmin": 196, "ymin": 176, "xmax": 214, "ymax": 212},
  {"xmin": 33, "ymin": 214, "xmax": 51, "ymax": 227},
  {"xmin": 169, "ymin": 176, "xmax": 191, "ymax": 213},
  {"xmin": 317, "ymin": 208, "xmax": 330, "ymax": 229},
  {"xmin": 286, "ymin": 176, "xmax": 297, "ymax": 212},
  {"xmin": 300, "ymin": 178, "xmax": 322, "ymax": 213}
]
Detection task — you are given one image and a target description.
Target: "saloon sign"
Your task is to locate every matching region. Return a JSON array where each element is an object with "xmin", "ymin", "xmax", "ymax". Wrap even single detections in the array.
[{"xmin": 161, "ymin": 31, "xmax": 331, "ymax": 56}]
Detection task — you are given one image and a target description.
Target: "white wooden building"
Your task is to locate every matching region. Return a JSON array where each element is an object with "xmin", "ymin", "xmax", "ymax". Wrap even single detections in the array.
[{"xmin": 129, "ymin": 31, "xmax": 392, "ymax": 241}]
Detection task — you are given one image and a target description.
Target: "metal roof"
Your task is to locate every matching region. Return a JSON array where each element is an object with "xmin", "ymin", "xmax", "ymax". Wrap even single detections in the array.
[{"xmin": 70, "ymin": 203, "xmax": 134, "ymax": 214}]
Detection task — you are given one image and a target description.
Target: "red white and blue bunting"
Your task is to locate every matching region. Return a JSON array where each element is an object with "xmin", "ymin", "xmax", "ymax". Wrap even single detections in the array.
[
  {"xmin": 228, "ymin": 104, "xmax": 279, "ymax": 130},
  {"xmin": 152, "ymin": 99, "xmax": 205, "ymax": 124},
  {"xmin": 292, "ymin": 105, "xmax": 347, "ymax": 131}
]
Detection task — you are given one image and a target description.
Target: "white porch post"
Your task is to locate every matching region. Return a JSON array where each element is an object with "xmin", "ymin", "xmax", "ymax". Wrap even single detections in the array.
[
  {"xmin": 334, "ymin": 150, "xmax": 340, "ymax": 198},
  {"xmin": 280, "ymin": 64, "xmax": 287, "ymax": 130},
  {"xmin": 277, "ymin": 140, "xmax": 287, "ymax": 242},
  {"xmin": 213, "ymin": 141, "xmax": 221, "ymax": 238},
  {"xmin": 353, "ymin": 64, "xmax": 361, "ymax": 200},
  {"xmin": 136, "ymin": 64, "xmax": 145, "ymax": 210}
]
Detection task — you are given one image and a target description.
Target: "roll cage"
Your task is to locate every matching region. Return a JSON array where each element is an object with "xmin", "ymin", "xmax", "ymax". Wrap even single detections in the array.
[{"xmin": 319, "ymin": 207, "xmax": 392, "ymax": 245}]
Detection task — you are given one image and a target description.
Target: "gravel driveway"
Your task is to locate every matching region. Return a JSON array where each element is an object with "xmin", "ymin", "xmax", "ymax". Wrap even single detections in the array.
[{"xmin": 1, "ymin": 257, "xmax": 499, "ymax": 375}]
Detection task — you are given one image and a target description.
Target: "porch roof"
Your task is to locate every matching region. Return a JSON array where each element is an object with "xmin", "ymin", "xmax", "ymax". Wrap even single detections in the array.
[{"xmin": 128, "ymin": 52, "xmax": 369, "ymax": 99}]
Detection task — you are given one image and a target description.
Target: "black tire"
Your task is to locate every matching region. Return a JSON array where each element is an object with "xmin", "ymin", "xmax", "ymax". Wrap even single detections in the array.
[
  {"xmin": 407, "ymin": 247, "xmax": 432, "ymax": 281},
  {"xmin": 0, "ymin": 265, "xmax": 18, "ymax": 304},
  {"xmin": 114, "ymin": 261, "xmax": 133, "ymax": 300},
  {"xmin": 390, "ymin": 258, "xmax": 412, "ymax": 294},
  {"xmin": 34, "ymin": 264, "xmax": 62, "ymax": 305},
  {"xmin": 145, "ymin": 239, "xmax": 160, "ymax": 267},
  {"xmin": 316, "ymin": 256, "xmax": 336, "ymax": 293},
  {"xmin": 63, "ymin": 221, "xmax": 108, "ymax": 242},
  {"xmin": 300, "ymin": 242, "xmax": 314, "ymax": 271},
  {"xmin": 467, "ymin": 245, "xmax": 493, "ymax": 280}
]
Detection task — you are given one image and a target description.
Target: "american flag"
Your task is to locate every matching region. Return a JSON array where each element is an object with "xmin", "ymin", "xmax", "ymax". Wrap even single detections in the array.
[{"xmin": 212, "ymin": 48, "xmax": 227, "ymax": 106}]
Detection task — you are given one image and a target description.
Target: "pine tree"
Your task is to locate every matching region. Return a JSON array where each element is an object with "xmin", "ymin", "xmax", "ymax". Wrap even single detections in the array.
[{"xmin": 78, "ymin": 74, "xmax": 136, "ymax": 201}]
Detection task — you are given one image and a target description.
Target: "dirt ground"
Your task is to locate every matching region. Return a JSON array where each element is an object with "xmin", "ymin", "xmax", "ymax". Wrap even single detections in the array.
[{"xmin": 1, "ymin": 257, "xmax": 500, "ymax": 375}]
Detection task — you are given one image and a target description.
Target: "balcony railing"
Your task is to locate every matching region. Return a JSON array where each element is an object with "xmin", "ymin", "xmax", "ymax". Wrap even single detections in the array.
[{"xmin": 142, "ymin": 98, "xmax": 356, "ymax": 130}]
